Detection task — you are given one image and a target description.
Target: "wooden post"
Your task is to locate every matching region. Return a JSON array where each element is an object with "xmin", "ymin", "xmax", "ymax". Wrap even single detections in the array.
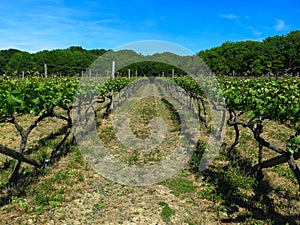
[
  {"xmin": 162, "ymin": 72, "xmax": 164, "ymax": 77},
  {"xmin": 172, "ymin": 69, "xmax": 174, "ymax": 78},
  {"xmin": 44, "ymin": 63, "xmax": 47, "ymax": 78},
  {"xmin": 89, "ymin": 69, "xmax": 92, "ymax": 77},
  {"xmin": 112, "ymin": 61, "xmax": 115, "ymax": 79},
  {"xmin": 135, "ymin": 70, "xmax": 137, "ymax": 77},
  {"xmin": 22, "ymin": 71, "xmax": 24, "ymax": 79},
  {"xmin": 128, "ymin": 69, "xmax": 131, "ymax": 78},
  {"xmin": 111, "ymin": 61, "xmax": 115, "ymax": 111},
  {"xmin": 81, "ymin": 71, "xmax": 84, "ymax": 77}
]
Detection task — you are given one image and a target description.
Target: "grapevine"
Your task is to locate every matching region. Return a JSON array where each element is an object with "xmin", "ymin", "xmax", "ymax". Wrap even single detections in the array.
[
  {"xmin": 0, "ymin": 76, "xmax": 141, "ymax": 184},
  {"xmin": 158, "ymin": 75, "xmax": 300, "ymax": 185}
]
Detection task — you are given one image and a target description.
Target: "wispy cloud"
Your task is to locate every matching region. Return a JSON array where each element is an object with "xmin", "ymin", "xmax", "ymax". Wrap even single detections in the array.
[
  {"xmin": 247, "ymin": 26, "xmax": 262, "ymax": 36},
  {"xmin": 274, "ymin": 19, "xmax": 290, "ymax": 31},
  {"xmin": 219, "ymin": 14, "xmax": 238, "ymax": 19},
  {"xmin": 219, "ymin": 13, "xmax": 262, "ymax": 37}
]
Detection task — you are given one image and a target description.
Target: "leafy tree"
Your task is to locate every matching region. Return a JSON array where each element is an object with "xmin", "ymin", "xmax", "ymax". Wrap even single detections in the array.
[
  {"xmin": 198, "ymin": 30, "xmax": 300, "ymax": 76},
  {"xmin": 5, "ymin": 51, "xmax": 37, "ymax": 76},
  {"xmin": 0, "ymin": 49, "xmax": 21, "ymax": 75}
]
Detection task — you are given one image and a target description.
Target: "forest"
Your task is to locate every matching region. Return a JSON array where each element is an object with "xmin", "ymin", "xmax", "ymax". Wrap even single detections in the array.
[
  {"xmin": 0, "ymin": 30, "xmax": 299, "ymax": 77},
  {"xmin": 198, "ymin": 30, "xmax": 300, "ymax": 76}
]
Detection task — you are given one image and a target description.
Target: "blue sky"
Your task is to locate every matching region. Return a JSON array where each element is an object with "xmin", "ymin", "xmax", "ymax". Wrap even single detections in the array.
[{"xmin": 0, "ymin": 0, "xmax": 299, "ymax": 53}]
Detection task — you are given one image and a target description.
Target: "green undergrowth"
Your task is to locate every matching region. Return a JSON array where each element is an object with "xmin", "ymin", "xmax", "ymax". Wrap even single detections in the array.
[{"xmin": 159, "ymin": 201, "xmax": 176, "ymax": 224}]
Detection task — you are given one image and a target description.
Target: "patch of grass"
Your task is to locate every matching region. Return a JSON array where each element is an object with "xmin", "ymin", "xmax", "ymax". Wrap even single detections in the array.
[
  {"xmin": 271, "ymin": 165, "xmax": 298, "ymax": 184},
  {"xmin": 11, "ymin": 196, "xmax": 30, "ymax": 212},
  {"xmin": 53, "ymin": 170, "xmax": 69, "ymax": 183},
  {"xmin": 228, "ymin": 169, "xmax": 256, "ymax": 190},
  {"xmin": 34, "ymin": 205, "xmax": 44, "ymax": 214},
  {"xmin": 35, "ymin": 146, "xmax": 50, "ymax": 162},
  {"xmin": 35, "ymin": 192, "xmax": 64, "ymax": 207},
  {"xmin": 96, "ymin": 187, "xmax": 109, "ymax": 194},
  {"xmin": 202, "ymin": 168, "xmax": 256, "ymax": 205},
  {"xmin": 26, "ymin": 165, "xmax": 85, "ymax": 212},
  {"xmin": 77, "ymin": 172, "xmax": 84, "ymax": 182},
  {"xmin": 183, "ymin": 220, "xmax": 196, "ymax": 225},
  {"xmin": 161, "ymin": 177, "xmax": 197, "ymax": 197},
  {"xmin": 241, "ymin": 216, "xmax": 274, "ymax": 225},
  {"xmin": 0, "ymin": 168, "xmax": 11, "ymax": 188},
  {"xmin": 51, "ymin": 169, "xmax": 84, "ymax": 185},
  {"xmin": 198, "ymin": 186, "xmax": 222, "ymax": 202},
  {"xmin": 188, "ymin": 140, "xmax": 206, "ymax": 173},
  {"xmin": 159, "ymin": 201, "xmax": 175, "ymax": 224},
  {"xmin": 67, "ymin": 146, "xmax": 84, "ymax": 168}
]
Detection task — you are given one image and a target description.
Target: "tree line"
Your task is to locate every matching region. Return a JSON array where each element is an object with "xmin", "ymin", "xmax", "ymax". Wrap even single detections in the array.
[
  {"xmin": 0, "ymin": 30, "xmax": 299, "ymax": 77},
  {"xmin": 198, "ymin": 30, "xmax": 300, "ymax": 76},
  {"xmin": 0, "ymin": 46, "xmax": 106, "ymax": 76}
]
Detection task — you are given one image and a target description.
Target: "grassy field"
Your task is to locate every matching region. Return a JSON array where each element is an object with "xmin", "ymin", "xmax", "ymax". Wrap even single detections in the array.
[{"xmin": 0, "ymin": 83, "xmax": 299, "ymax": 225}]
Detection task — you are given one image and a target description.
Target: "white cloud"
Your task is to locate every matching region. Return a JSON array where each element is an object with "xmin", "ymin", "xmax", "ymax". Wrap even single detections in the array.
[
  {"xmin": 219, "ymin": 14, "xmax": 262, "ymax": 37},
  {"xmin": 247, "ymin": 26, "xmax": 262, "ymax": 36},
  {"xmin": 274, "ymin": 19, "xmax": 290, "ymax": 31},
  {"xmin": 219, "ymin": 14, "xmax": 238, "ymax": 19}
]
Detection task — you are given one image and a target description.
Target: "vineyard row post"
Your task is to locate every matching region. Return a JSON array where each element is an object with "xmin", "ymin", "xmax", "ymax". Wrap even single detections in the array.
[
  {"xmin": 44, "ymin": 63, "xmax": 48, "ymax": 78},
  {"xmin": 111, "ymin": 61, "xmax": 115, "ymax": 111}
]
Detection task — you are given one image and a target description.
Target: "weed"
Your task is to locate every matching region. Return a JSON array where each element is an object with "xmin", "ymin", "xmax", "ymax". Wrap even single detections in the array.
[
  {"xmin": 11, "ymin": 196, "xmax": 30, "ymax": 212},
  {"xmin": 77, "ymin": 172, "xmax": 84, "ymax": 182},
  {"xmin": 184, "ymin": 220, "xmax": 196, "ymax": 225},
  {"xmin": 35, "ymin": 193, "xmax": 64, "ymax": 207},
  {"xmin": 161, "ymin": 177, "xmax": 197, "ymax": 197},
  {"xmin": 34, "ymin": 205, "xmax": 44, "ymax": 214},
  {"xmin": 198, "ymin": 186, "xmax": 222, "ymax": 202},
  {"xmin": 159, "ymin": 201, "xmax": 175, "ymax": 224},
  {"xmin": 272, "ymin": 165, "xmax": 298, "ymax": 184},
  {"xmin": 35, "ymin": 146, "xmax": 49, "ymax": 162},
  {"xmin": 189, "ymin": 141, "xmax": 207, "ymax": 173}
]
